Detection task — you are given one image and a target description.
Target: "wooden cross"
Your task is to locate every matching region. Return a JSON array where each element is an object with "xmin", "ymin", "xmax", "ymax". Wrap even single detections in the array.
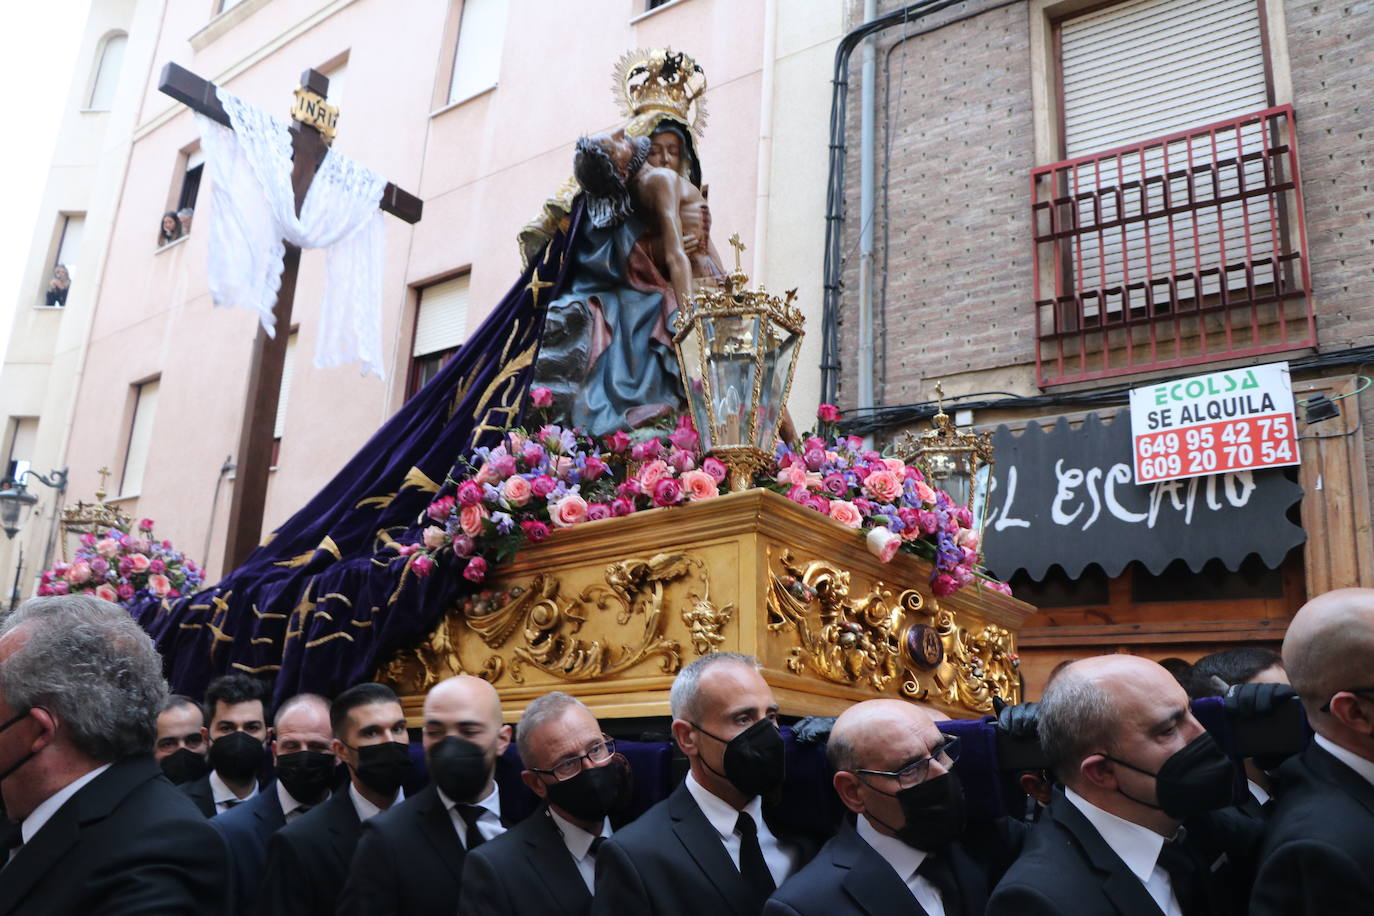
[{"xmin": 159, "ymin": 63, "xmax": 423, "ymax": 574}]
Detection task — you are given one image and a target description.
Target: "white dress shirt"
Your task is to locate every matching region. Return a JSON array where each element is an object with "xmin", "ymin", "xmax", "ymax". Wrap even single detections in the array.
[
  {"xmin": 348, "ymin": 781, "xmax": 404, "ymax": 822},
  {"xmin": 275, "ymin": 780, "xmax": 313, "ymax": 822},
  {"xmin": 548, "ymin": 807, "xmax": 612, "ymax": 893},
  {"xmin": 209, "ymin": 769, "xmax": 259, "ymax": 815},
  {"xmin": 1245, "ymin": 779, "xmax": 1271, "ymax": 807},
  {"xmin": 1064, "ymin": 787, "xmax": 1182, "ymax": 916},
  {"xmin": 1315, "ymin": 734, "xmax": 1374, "ymax": 788},
  {"xmin": 20, "ymin": 764, "xmax": 110, "ymax": 846},
  {"xmin": 684, "ymin": 770, "xmax": 796, "ymax": 887},
  {"xmin": 855, "ymin": 814, "xmax": 946, "ymax": 916},
  {"xmin": 438, "ymin": 782, "xmax": 505, "ymax": 848}
]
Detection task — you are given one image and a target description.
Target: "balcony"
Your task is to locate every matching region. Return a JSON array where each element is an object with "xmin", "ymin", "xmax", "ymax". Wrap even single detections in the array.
[{"xmin": 1032, "ymin": 105, "xmax": 1314, "ymax": 387}]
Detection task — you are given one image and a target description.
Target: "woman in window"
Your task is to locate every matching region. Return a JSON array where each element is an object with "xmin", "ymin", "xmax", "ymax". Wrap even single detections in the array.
[
  {"xmin": 45, "ymin": 264, "xmax": 70, "ymax": 306},
  {"xmin": 160, "ymin": 211, "xmax": 182, "ymax": 245}
]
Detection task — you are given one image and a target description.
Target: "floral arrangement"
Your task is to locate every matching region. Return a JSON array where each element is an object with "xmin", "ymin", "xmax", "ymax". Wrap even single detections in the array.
[
  {"xmin": 37, "ymin": 519, "xmax": 207, "ymax": 603},
  {"xmin": 411, "ymin": 391, "xmax": 1010, "ymax": 599}
]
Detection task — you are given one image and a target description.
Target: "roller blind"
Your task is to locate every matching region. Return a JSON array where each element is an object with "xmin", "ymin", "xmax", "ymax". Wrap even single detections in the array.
[
  {"xmin": 274, "ymin": 332, "xmax": 298, "ymax": 440},
  {"xmin": 120, "ymin": 380, "xmax": 159, "ymax": 497},
  {"xmin": 413, "ymin": 274, "xmax": 469, "ymax": 357}
]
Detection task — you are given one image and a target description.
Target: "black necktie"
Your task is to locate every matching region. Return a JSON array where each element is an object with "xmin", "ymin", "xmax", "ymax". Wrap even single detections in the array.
[
  {"xmin": 1157, "ymin": 838, "xmax": 1205, "ymax": 916},
  {"xmin": 918, "ymin": 853, "xmax": 962, "ymax": 915},
  {"xmin": 589, "ymin": 836, "xmax": 606, "ymax": 858},
  {"xmin": 458, "ymin": 804, "xmax": 487, "ymax": 850},
  {"xmin": 735, "ymin": 811, "xmax": 776, "ymax": 908},
  {"xmin": 222, "ymin": 798, "xmax": 241, "ymax": 810}
]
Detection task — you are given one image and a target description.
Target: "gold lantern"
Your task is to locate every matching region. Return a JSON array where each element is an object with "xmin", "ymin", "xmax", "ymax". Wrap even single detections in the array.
[
  {"xmin": 898, "ymin": 383, "xmax": 995, "ymax": 532},
  {"xmin": 673, "ymin": 235, "xmax": 804, "ymax": 491}
]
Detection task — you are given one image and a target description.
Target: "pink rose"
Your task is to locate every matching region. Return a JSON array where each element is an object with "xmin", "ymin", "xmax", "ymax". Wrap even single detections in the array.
[
  {"xmin": 460, "ymin": 504, "xmax": 488, "ymax": 538},
  {"xmin": 817, "ymin": 403, "xmax": 841, "ymax": 422},
  {"xmin": 631, "ymin": 438, "xmax": 663, "ymax": 462},
  {"xmin": 530, "ymin": 386, "xmax": 554, "ymax": 408},
  {"xmin": 463, "ymin": 556, "xmax": 488, "ymax": 583},
  {"xmin": 397, "ymin": 543, "xmax": 421, "ymax": 557},
  {"xmin": 604, "ymin": 430, "xmax": 632, "ymax": 453},
  {"xmin": 80, "ymin": 533, "xmax": 95, "ymax": 548},
  {"xmin": 423, "ymin": 526, "xmax": 448, "ymax": 549},
  {"xmin": 551, "ymin": 494, "xmax": 589, "ymax": 528},
  {"xmin": 147, "ymin": 574, "xmax": 171, "ymax": 597},
  {"xmin": 956, "ymin": 528, "xmax": 981, "ymax": 551},
  {"xmin": 652, "ymin": 477, "xmax": 683, "ymax": 507},
  {"xmin": 668, "ymin": 425, "xmax": 699, "ymax": 452},
  {"xmin": 828, "ymin": 500, "xmax": 863, "ymax": 528},
  {"xmin": 129, "ymin": 553, "xmax": 151, "ymax": 573},
  {"xmin": 680, "ymin": 470, "xmax": 719, "ymax": 502},
  {"xmin": 586, "ymin": 502, "xmax": 612, "ymax": 521},
  {"xmin": 786, "ymin": 485, "xmax": 808, "ymax": 503},
  {"xmin": 802, "ymin": 495, "xmax": 831, "ymax": 515},
  {"xmin": 521, "ymin": 520, "xmax": 550, "ymax": 542},
  {"xmin": 530, "ymin": 475, "xmax": 557, "ymax": 499},
  {"xmin": 118, "ymin": 557, "xmax": 134, "ymax": 576},
  {"xmin": 668, "ymin": 448, "xmax": 696, "ymax": 473},
  {"xmin": 862, "ymin": 470, "xmax": 903, "ymax": 502},
  {"xmin": 503, "ymin": 475, "xmax": 532, "ymax": 506},
  {"xmin": 610, "ymin": 497, "xmax": 635, "ymax": 517},
  {"xmin": 931, "ymin": 573, "xmax": 958, "ymax": 597},
  {"xmin": 474, "ymin": 463, "xmax": 501, "ymax": 486},
  {"xmin": 883, "ymin": 457, "xmax": 906, "ymax": 474},
  {"xmin": 521, "ymin": 443, "xmax": 547, "ymax": 468},
  {"xmin": 583, "ymin": 455, "xmax": 608, "ymax": 481},
  {"xmin": 51, "ymin": 581, "xmax": 70, "ymax": 596},
  {"xmin": 550, "ymin": 456, "xmax": 574, "ymax": 479},
  {"xmin": 492, "ymin": 454, "xmax": 518, "ymax": 478},
  {"xmin": 804, "ymin": 472, "xmax": 824, "ymax": 491},
  {"xmin": 411, "ymin": 554, "xmax": 435, "ymax": 577},
  {"xmin": 955, "ymin": 506, "xmax": 974, "ymax": 528},
  {"xmin": 915, "ymin": 482, "xmax": 937, "ymax": 505},
  {"xmin": 138, "ymin": 518, "xmax": 155, "ymax": 532},
  {"xmin": 822, "ymin": 473, "xmax": 849, "ymax": 497},
  {"xmin": 616, "ymin": 480, "xmax": 643, "ymax": 500},
  {"xmin": 427, "ymin": 495, "xmax": 456, "ymax": 521},
  {"xmin": 117, "ymin": 583, "xmax": 135, "ymax": 601},
  {"xmin": 986, "ymin": 580, "xmax": 1013, "ymax": 596},
  {"xmin": 36, "ymin": 584, "xmax": 54, "ymax": 597},
  {"xmin": 803, "ymin": 448, "xmax": 827, "ymax": 471},
  {"xmin": 95, "ymin": 538, "xmax": 120, "ymax": 559},
  {"xmin": 776, "ymin": 466, "xmax": 806, "ymax": 488},
  {"xmin": 866, "ymin": 527, "xmax": 902, "ymax": 563},
  {"xmin": 702, "ymin": 458, "xmax": 727, "ymax": 484},
  {"xmin": 457, "ymin": 480, "xmax": 483, "ymax": 507},
  {"xmin": 805, "ymin": 436, "xmax": 827, "ymax": 452},
  {"xmin": 451, "ymin": 535, "xmax": 475, "ymax": 558},
  {"xmin": 95, "ymin": 584, "xmax": 119, "ymax": 603},
  {"xmin": 67, "ymin": 562, "xmax": 92, "ymax": 584},
  {"xmin": 638, "ymin": 460, "xmax": 670, "ymax": 490}
]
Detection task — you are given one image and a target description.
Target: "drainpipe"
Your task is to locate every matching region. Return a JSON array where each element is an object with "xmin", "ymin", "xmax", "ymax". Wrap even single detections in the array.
[
  {"xmin": 857, "ymin": 0, "xmax": 878, "ymax": 415},
  {"xmin": 751, "ymin": 0, "xmax": 777, "ymax": 281}
]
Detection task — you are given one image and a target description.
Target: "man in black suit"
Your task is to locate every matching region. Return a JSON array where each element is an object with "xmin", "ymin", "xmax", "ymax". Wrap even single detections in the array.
[
  {"xmin": 1251, "ymin": 588, "xmax": 1374, "ymax": 913},
  {"xmin": 339, "ymin": 674, "xmax": 512, "ymax": 916},
  {"xmin": 212, "ymin": 692, "xmax": 335, "ymax": 914},
  {"xmin": 181, "ymin": 673, "xmax": 270, "ymax": 816},
  {"xmin": 0, "ymin": 594, "xmax": 227, "ymax": 915},
  {"xmin": 461, "ymin": 691, "xmax": 633, "ymax": 915},
  {"xmin": 155, "ymin": 694, "xmax": 210, "ymax": 785},
  {"xmin": 989, "ymin": 654, "xmax": 1256, "ymax": 916},
  {"xmin": 766, "ymin": 699, "xmax": 996, "ymax": 915},
  {"xmin": 258, "ymin": 682, "xmax": 411, "ymax": 916},
  {"xmin": 592, "ymin": 652, "xmax": 810, "ymax": 916}
]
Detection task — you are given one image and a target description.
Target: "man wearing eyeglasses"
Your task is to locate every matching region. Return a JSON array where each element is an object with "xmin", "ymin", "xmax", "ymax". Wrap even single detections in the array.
[
  {"xmin": 459, "ymin": 691, "xmax": 633, "ymax": 915},
  {"xmin": 766, "ymin": 699, "xmax": 991, "ymax": 915},
  {"xmin": 338, "ymin": 675, "xmax": 510, "ymax": 916},
  {"xmin": 1252, "ymin": 588, "xmax": 1374, "ymax": 914}
]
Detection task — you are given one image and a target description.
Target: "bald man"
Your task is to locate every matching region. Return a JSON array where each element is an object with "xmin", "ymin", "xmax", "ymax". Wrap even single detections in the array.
[
  {"xmin": 338, "ymin": 675, "xmax": 511, "ymax": 916},
  {"xmin": 1251, "ymin": 588, "xmax": 1374, "ymax": 914},
  {"xmin": 766, "ymin": 699, "xmax": 997, "ymax": 916},
  {"xmin": 989, "ymin": 655, "xmax": 1256, "ymax": 916}
]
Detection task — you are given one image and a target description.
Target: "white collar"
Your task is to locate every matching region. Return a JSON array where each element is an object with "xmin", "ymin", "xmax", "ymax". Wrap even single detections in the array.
[
  {"xmin": 276, "ymin": 779, "xmax": 310, "ymax": 817},
  {"xmin": 855, "ymin": 813, "xmax": 928, "ymax": 881},
  {"xmin": 1063, "ymin": 787, "xmax": 1167, "ymax": 887},
  {"xmin": 684, "ymin": 769, "xmax": 762, "ymax": 841},
  {"xmin": 21, "ymin": 763, "xmax": 110, "ymax": 844},
  {"xmin": 1315, "ymin": 734, "xmax": 1374, "ymax": 788},
  {"xmin": 348, "ymin": 780, "xmax": 403, "ymax": 821},
  {"xmin": 437, "ymin": 779, "xmax": 501, "ymax": 817},
  {"xmin": 210, "ymin": 768, "xmax": 258, "ymax": 806},
  {"xmin": 548, "ymin": 806, "xmax": 610, "ymax": 861},
  {"xmin": 1245, "ymin": 779, "xmax": 1271, "ymax": 807}
]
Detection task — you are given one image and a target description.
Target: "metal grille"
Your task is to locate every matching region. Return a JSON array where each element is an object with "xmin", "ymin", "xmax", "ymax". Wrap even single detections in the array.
[{"xmin": 1032, "ymin": 105, "xmax": 1314, "ymax": 387}]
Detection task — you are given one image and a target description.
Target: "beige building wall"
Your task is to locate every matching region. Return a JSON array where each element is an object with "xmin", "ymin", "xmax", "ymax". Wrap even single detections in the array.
[{"xmin": 18, "ymin": 0, "xmax": 845, "ymax": 591}]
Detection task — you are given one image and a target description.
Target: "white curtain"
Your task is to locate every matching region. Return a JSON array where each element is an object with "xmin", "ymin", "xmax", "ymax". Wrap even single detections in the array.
[{"xmin": 197, "ymin": 86, "xmax": 388, "ymax": 377}]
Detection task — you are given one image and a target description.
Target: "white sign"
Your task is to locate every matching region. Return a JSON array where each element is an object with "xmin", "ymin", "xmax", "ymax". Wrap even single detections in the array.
[{"xmin": 1129, "ymin": 362, "xmax": 1300, "ymax": 484}]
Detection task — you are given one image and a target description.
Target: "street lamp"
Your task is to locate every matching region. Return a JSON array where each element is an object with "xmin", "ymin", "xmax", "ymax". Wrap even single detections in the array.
[
  {"xmin": 0, "ymin": 464, "xmax": 68, "ymax": 540},
  {"xmin": 898, "ymin": 383, "xmax": 995, "ymax": 534}
]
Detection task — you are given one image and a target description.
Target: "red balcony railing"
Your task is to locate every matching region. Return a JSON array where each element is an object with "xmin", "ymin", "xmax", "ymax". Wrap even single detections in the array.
[{"xmin": 1032, "ymin": 105, "xmax": 1314, "ymax": 387}]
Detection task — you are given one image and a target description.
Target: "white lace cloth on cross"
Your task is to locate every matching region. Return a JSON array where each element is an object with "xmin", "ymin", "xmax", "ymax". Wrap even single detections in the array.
[{"xmin": 196, "ymin": 86, "xmax": 388, "ymax": 377}]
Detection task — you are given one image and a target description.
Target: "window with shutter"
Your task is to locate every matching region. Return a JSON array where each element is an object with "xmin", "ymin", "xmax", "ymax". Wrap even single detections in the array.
[
  {"xmin": 408, "ymin": 275, "xmax": 469, "ymax": 398},
  {"xmin": 121, "ymin": 380, "xmax": 160, "ymax": 498}
]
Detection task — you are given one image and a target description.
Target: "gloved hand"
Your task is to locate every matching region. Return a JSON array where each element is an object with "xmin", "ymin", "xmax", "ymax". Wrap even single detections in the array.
[
  {"xmin": 791, "ymin": 715, "xmax": 836, "ymax": 746},
  {"xmin": 993, "ymin": 697, "xmax": 1040, "ymax": 741},
  {"xmin": 1224, "ymin": 682, "xmax": 1298, "ymax": 719}
]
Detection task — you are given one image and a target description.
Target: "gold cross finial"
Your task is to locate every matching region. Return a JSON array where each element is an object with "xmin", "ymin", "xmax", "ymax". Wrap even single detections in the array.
[
  {"xmin": 728, "ymin": 233, "xmax": 746, "ymax": 272},
  {"xmin": 96, "ymin": 466, "xmax": 111, "ymax": 502},
  {"xmin": 934, "ymin": 381, "xmax": 944, "ymax": 405}
]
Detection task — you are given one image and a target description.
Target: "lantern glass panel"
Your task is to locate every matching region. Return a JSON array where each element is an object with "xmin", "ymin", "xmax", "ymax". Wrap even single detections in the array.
[
  {"xmin": 924, "ymin": 451, "xmax": 972, "ymax": 507},
  {"xmin": 676, "ymin": 323, "xmax": 714, "ymax": 451},
  {"xmin": 703, "ymin": 313, "xmax": 760, "ymax": 450},
  {"xmin": 753, "ymin": 320, "xmax": 799, "ymax": 451}
]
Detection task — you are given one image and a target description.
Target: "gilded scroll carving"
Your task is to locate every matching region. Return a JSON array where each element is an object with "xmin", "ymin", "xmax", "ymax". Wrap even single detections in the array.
[
  {"xmin": 899, "ymin": 603, "xmax": 1019, "ymax": 712},
  {"xmin": 377, "ymin": 610, "xmax": 504, "ymax": 696}
]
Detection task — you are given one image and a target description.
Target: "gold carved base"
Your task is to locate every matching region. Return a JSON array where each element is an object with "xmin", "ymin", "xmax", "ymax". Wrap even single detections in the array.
[{"xmin": 377, "ymin": 489, "xmax": 1032, "ymax": 723}]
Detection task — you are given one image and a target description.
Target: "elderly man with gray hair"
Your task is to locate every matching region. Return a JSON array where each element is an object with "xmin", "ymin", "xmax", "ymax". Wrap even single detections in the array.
[
  {"xmin": 1251, "ymin": 587, "xmax": 1374, "ymax": 913},
  {"xmin": 459, "ymin": 690, "xmax": 632, "ymax": 915},
  {"xmin": 0, "ymin": 595, "xmax": 226, "ymax": 914}
]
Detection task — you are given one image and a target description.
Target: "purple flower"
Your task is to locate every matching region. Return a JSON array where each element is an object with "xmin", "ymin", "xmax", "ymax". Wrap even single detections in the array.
[
  {"xmin": 451, "ymin": 535, "xmax": 475, "ymax": 558},
  {"xmin": 586, "ymin": 502, "xmax": 612, "ymax": 521},
  {"xmin": 491, "ymin": 511, "xmax": 515, "ymax": 535}
]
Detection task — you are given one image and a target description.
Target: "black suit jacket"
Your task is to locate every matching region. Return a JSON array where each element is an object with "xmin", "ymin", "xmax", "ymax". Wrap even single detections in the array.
[
  {"xmin": 180, "ymin": 772, "xmax": 217, "ymax": 818},
  {"xmin": 338, "ymin": 783, "xmax": 505, "ymax": 916},
  {"xmin": 0, "ymin": 756, "xmax": 227, "ymax": 916},
  {"xmin": 258, "ymin": 785, "xmax": 361, "ymax": 916},
  {"xmin": 1251, "ymin": 742, "xmax": 1374, "ymax": 914},
  {"xmin": 764, "ymin": 821, "xmax": 992, "ymax": 916},
  {"xmin": 211, "ymin": 781, "xmax": 289, "ymax": 915},
  {"xmin": 591, "ymin": 782, "xmax": 818, "ymax": 916},
  {"xmin": 459, "ymin": 805, "xmax": 595, "ymax": 916},
  {"xmin": 987, "ymin": 787, "xmax": 1256, "ymax": 916}
]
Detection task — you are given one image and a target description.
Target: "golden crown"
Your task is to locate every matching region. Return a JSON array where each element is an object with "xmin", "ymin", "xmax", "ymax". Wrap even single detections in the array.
[{"xmin": 612, "ymin": 47, "xmax": 708, "ymax": 137}]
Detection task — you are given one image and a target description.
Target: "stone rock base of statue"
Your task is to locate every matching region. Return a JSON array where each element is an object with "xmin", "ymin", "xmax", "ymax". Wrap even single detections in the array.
[{"xmin": 377, "ymin": 489, "xmax": 1031, "ymax": 723}]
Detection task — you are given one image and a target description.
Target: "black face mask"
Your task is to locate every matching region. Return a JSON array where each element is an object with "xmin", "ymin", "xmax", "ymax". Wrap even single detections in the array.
[
  {"xmin": 693, "ymin": 718, "xmax": 785, "ymax": 799},
  {"xmin": 0, "ymin": 710, "xmax": 35, "ymax": 782},
  {"xmin": 544, "ymin": 753, "xmax": 634, "ymax": 823},
  {"xmin": 351, "ymin": 740, "xmax": 413, "ymax": 797},
  {"xmin": 1107, "ymin": 731, "xmax": 1236, "ymax": 819},
  {"xmin": 275, "ymin": 750, "xmax": 336, "ymax": 803},
  {"xmin": 208, "ymin": 730, "xmax": 267, "ymax": 783},
  {"xmin": 160, "ymin": 747, "xmax": 210, "ymax": 785},
  {"xmin": 867, "ymin": 771, "xmax": 968, "ymax": 851},
  {"xmin": 428, "ymin": 737, "xmax": 490, "ymax": 802}
]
